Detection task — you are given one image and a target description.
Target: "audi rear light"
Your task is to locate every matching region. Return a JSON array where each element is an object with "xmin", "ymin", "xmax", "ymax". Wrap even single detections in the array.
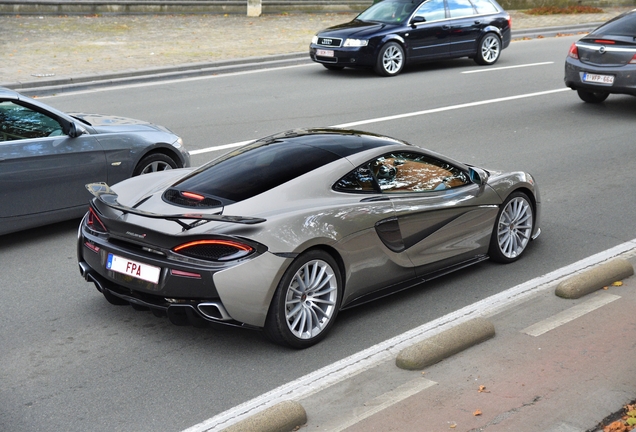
[
  {"xmin": 87, "ymin": 207, "xmax": 108, "ymax": 233},
  {"xmin": 173, "ymin": 239, "xmax": 254, "ymax": 262},
  {"xmin": 568, "ymin": 43, "xmax": 579, "ymax": 60}
]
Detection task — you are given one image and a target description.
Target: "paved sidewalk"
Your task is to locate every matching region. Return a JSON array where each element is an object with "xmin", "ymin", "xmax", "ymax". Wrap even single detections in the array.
[
  {"xmin": 0, "ymin": 7, "xmax": 633, "ymax": 88},
  {"xmin": 296, "ymin": 255, "xmax": 636, "ymax": 432}
]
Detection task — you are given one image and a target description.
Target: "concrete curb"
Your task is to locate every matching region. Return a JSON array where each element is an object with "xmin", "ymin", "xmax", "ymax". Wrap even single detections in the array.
[
  {"xmin": 395, "ymin": 317, "xmax": 496, "ymax": 371},
  {"xmin": 555, "ymin": 258, "xmax": 634, "ymax": 299},
  {"xmin": 220, "ymin": 400, "xmax": 307, "ymax": 432}
]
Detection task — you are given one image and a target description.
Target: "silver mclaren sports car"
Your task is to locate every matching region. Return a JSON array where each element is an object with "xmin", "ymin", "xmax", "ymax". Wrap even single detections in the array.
[{"xmin": 77, "ymin": 128, "xmax": 541, "ymax": 348}]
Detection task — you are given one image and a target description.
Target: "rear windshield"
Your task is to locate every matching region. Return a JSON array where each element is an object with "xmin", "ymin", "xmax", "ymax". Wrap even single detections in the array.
[
  {"xmin": 590, "ymin": 12, "xmax": 636, "ymax": 38},
  {"xmin": 171, "ymin": 140, "xmax": 340, "ymax": 203}
]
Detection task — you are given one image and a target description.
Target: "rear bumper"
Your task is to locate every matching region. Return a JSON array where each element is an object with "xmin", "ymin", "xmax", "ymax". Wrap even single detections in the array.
[
  {"xmin": 564, "ymin": 58, "xmax": 636, "ymax": 96},
  {"xmin": 78, "ymin": 220, "xmax": 292, "ymax": 328}
]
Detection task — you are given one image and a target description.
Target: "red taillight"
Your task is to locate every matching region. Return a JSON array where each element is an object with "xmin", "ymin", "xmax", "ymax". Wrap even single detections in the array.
[
  {"xmin": 173, "ymin": 239, "xmax": 254, "ymax": 262},
  {"xmin": 630, "ymin": 54, "xmax": 636, "ymax": 64},
  {"xmin": 84, "ymin": 241, "xmax": 100, "ymax": 253},
  {"xmin": 594, "ymin": 39, "xmax": 615, "ymax": 44},
  {"xmin": 87, "ymin": 207, "xmax": 108, "ymax": 233},
  {"xmin": 181, "ymin": 191, "xmax": 205, "ymax": 201},
  {"xmin": 170, "ymin": 269, "xmax": 202, "ymax": 279},
  {"xmin": 568, "ymin": 43, "xmax": 579, "ymax": 60}
]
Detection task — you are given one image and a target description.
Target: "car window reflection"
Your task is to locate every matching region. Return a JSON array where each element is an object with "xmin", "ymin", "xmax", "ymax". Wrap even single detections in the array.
[
  {"xmin": 413, "ymin": 0, "xmax": 447, "ymax": 22},
  {"xmin": 0, "ymin": 101, "xmax": 64, "ymax": 141},
  {"xmin": 335, "ymin": 152, "xmax": 469, "ymax": 194}
]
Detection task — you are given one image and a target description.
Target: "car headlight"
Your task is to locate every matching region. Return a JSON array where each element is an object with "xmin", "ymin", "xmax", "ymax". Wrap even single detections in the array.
[
  {"xmin": 344, "ymin": 39, "xmax": 368, "ymax": 47},
  {"xmin": 311, "ymin": 35, "xmax": 318, "ymax": 44}
]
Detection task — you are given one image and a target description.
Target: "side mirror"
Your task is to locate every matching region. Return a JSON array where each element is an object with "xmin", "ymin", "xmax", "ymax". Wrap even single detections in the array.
[
  {"xmin": 410, "ymin": 16, "xmax": 426, "ymax": 26},
  {"xmin": 66, "ymin": 121, "xmax": 84, "ymax": 138},
  {"xmin": 468, "ymin": 167, "xmax": 487, "ymax": 185}
]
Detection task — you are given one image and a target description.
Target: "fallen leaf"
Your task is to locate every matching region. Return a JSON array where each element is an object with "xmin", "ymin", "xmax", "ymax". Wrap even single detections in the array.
[
  {"xmin": 474, "ymin": 409, "xmax": 482, "ymax": 416},
  {"xmin": 478, "ymin": 385, "xmax": 490, "ymax": 393},
  {"xmin": 612, "ymin": 281, "xmax": 624, "ymax": 287}
]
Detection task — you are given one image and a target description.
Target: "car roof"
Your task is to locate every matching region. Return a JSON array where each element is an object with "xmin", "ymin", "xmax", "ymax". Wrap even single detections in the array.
[
  {"xmin": 0, "ymin": 87, "xmax": 21, "ymax": 100},
  {"xmin": 253, "ymin": 128, "xmax": 412, "ymax": 157},
  {"xmin": 167, "ymin": 128, "xmax": 412, "ymax": 204}
]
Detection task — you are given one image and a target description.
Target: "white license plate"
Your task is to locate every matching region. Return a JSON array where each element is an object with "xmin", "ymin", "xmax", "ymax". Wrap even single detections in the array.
[
  {"xmin": 582, "ymin": 72, "xmax": 614, "ymax": 84},
  {"xmin": 106, "ymin": 253, "xmax": 160, "ymax": 284},
  {"xmin": 316, "ymin": 49, "xmax": 334, "ymax": 57}
]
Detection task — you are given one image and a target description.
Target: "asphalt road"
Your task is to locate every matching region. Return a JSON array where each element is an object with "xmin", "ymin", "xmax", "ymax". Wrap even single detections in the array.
[{"xmin": 1, "ymin": 35, "xmax": 636, "ymax": 432}]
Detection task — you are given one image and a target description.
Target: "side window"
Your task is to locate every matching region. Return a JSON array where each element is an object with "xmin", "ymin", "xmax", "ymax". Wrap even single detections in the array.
[
  {"xmin": 334, "ymin": 152, "xmax": 470, "ymax": 194},
  {"xmin": 372, "ymin": 152, "xmax": 468, "ymax": 193},
  {"xmin": 447, "ymin": 0, "xmax": 476, "ymax": 18},
  {"xmin": 334, "ymin": 163, "xmax": 378, "ymax": 193},
  {"xmin": 413, "ymin": 0, "xmax": 447, "ymax": 22},
  {"xmin": 0, "ymin": 101, "xmax": 63, "ymax": 141},
  {"xmin": 470, "ymin": 0, "xmax": 499, "ymax": 14}
]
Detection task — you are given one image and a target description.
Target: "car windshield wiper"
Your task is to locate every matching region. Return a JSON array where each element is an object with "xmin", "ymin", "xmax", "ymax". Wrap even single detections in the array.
[{"xmin": 86, "ymin": 182, "xmax": 266, "ymax": 230}]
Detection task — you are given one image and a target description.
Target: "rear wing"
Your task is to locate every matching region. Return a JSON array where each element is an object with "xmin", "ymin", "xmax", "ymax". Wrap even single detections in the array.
[{"xmin": 86, "ymin": 182, "xmax": 266, "ymax": 230}]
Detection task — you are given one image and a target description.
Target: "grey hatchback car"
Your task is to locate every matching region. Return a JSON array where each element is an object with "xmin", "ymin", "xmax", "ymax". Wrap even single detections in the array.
[
  {"xmin": 564, "ymin": 9, "xmax": 636, "ymax": 103},
  {"xmin": 0, "ymin": 87, "xmax": 190, "ymax": 235}
]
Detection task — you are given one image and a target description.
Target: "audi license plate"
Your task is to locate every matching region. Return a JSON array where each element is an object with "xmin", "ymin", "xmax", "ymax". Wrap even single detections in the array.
[
  {"xmin": 106, "ymin": 253, "xmax": 160, "ymax": 284},
  {"xmin": 582, "ymin": 72, "xmax": 614, "ymax": 85},
  {"xmin": 316, "ymin": 49, "xmax": 334, "ymax": 57}
]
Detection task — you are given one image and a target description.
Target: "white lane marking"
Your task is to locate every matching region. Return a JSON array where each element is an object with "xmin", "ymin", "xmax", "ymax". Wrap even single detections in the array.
[
  {"xmin": 522, "ymin": 293, "xmax": 620, "ymax": 337},
  {"xmin": 333, "ymin": 88, "xmax": 569, "ymax": 129},
  {"xmin": 190, "ymin": 140, "xmax": 252, "ymax": 155},
  {"xmin": 182, "ymin": 239, "xmax": 636, "ymax": 432},
  {"xmin": 35, "ymin": 64, "xmax": 313, "ymax": 98},
  {"xmin": 189, "ymin": 88, "xmax": 570, "ymax": 156},
  {"xmin": 326, "ymin": 378, "xmax": 437, "ymax": 432},
  {"xmin": 461, "ymin": 61, "xmax": 554, "ymax": 74}
]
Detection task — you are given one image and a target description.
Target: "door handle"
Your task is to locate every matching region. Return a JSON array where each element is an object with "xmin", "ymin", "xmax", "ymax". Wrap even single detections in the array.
[{"xmin": 442, "ymin": 25, "xmax": 451, "ymax": 30}]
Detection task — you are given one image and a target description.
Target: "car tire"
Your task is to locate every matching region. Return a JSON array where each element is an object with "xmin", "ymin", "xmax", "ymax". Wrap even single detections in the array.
[
  {"xmin": 133, "ymin": 153, "xmax": 178, "ymax": 176},
  {"xmin": 474, "ymin": 33, "xmax": 501, "ymax": 65},
  {"xmin": 488, "ymin": 191, "xmax": 534, "ymax": 264},
  {"xmin": 374, "ymin": 42, "xmax": 405, "ymax": 77},
  {"xmin": 577, "ymin": 89, "xmax": 609, "ymax": 103},
  {"xmin": 323, "ymin": 64, "xmax": 345, "ymax": 71},
  {"xmin": 264, "ymin": 250, "xmax": 343, "ymax": 349}
]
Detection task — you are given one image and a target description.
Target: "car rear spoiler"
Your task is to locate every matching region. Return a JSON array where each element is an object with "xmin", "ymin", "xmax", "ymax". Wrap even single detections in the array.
[{"xmin": 86, "ymin": 182, "xmax": 266, "ymax": 230}]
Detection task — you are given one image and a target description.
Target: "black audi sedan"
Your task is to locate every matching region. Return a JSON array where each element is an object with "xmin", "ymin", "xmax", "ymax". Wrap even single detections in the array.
[
  {"xmin": 564, "ymin": 9, "xmax": 636, "ymax": 103},
  {"xmin": 309, "ymin": 0, "xmax": 511, "ymax": 76}
]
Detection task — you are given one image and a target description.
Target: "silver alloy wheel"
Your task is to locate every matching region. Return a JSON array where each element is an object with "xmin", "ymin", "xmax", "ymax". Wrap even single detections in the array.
[
  {"xmin": 496, "ymin": 196, "xmax": 533, "ymax": 259},
  {"xmin": 284, "ymin": 259, "xmax": 338, "ymax": 340},
  {"xmin": 480, "ymin": 35, "xmax": 500, "ymax": 63},
  {"xmin": 139, "ymin": 161, "xmax": 173, "ymax": 174},
  {"xmin": 382, "ymin": 44, "xmax": 403, "ymax": 75}
]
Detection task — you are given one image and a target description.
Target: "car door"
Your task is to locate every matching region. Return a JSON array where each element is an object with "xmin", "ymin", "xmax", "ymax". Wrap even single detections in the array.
[
  {"xmin": 369, "ymin": 151, "xmax": 497, "ymax": 274},
  {"xmin": 0, "ymin": 100, "xmax": 107, "ymax": 218},
  {"xmin": 448, "ymin": 0, "xmax": 499, "ymax": 56},
  {"xmin": 406, "ymin": 0, "xmax": 452, "ymax": 60}
]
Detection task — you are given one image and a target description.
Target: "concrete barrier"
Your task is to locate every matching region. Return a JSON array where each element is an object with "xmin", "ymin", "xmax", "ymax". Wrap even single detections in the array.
[
  {"xmin": 396, "ymin": 317, "xmax": 495, "ymax": 371},
  {"xmin": 555, "ymin": 258, "xmax": 634, "ymax": 299},
  {"xmin": 221, "ymin": 400, "xmax": 307, "ymax": 432}
]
